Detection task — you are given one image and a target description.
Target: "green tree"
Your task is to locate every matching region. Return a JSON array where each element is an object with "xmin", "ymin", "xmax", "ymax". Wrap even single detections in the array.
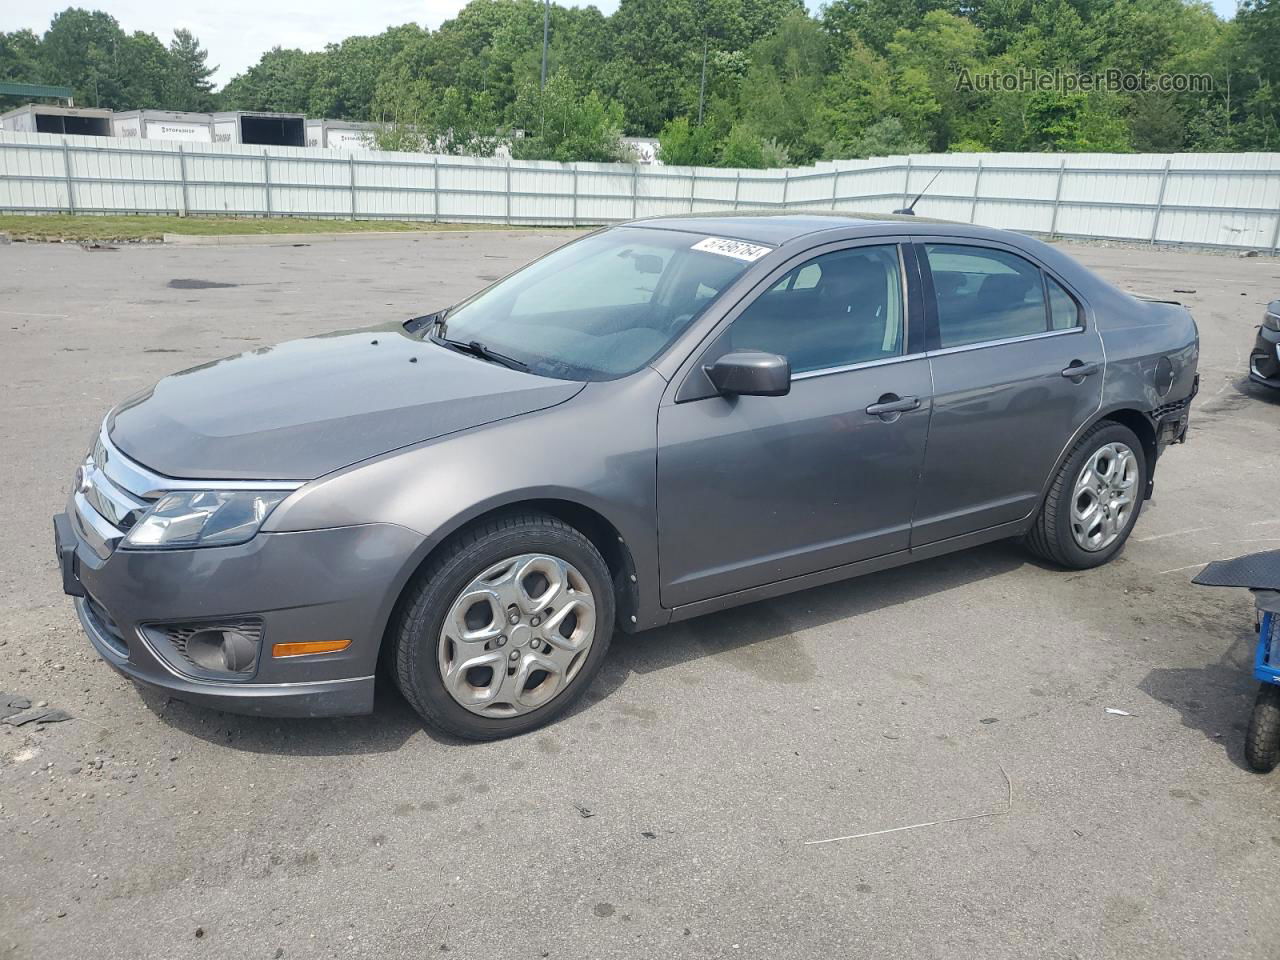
[
  {"xmin": 1128, "ymin": 91, "xmax": 1186, "ymax": 151},
  {"xmin": 40, "ymin": 8, "xmax": 132, "ymax": 108},
  {"xmin": 220, "ymin": 47, "xmax": 322, "ymax": 113},
  {"xmin": 842, "ymin": 116, "xmax": 927, "ymax": 157},
  {"xmin": 820, "ymin": 0, "xmax": 961, "ymax": 55},
  {"xmin": 0, "ymin": 30, "xmax": 44, "ymax": 110},
  {"xmin": 164, "ymin": 29, "xmax": 216, "ymax": 112},
  {"xmin": 717, "ymin": 121, "xmax": 791, "ymax": 167},
  {"xmin": 6, "ymin": 0, "xmax": 1272, "ymax": 159},
  {"xmin": 734, "ymin": 12, "xmax": 831, "ymax": 162},
  {"xmin": 600, "ymin": 0, "xmax": 803, "ymax": 134},
  {"xmin": 1232, "ymin": 0, "xmax": 1280, "ymax": 148},
  {"xmin": 509, "ymin": 70, "xmax": 625, "ymax": 161},
  {"xmin": 114, "ymin": 31, "xmax": 170, "ymax": 108},
  {"xmin": 657, "ymin": 116, "xmax": 719, "ymax": 165}
]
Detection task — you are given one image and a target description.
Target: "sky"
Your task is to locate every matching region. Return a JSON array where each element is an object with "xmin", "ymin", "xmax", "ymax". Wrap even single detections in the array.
[{"xmin": 2, "ymin": 0, "xmax": 1244, "ymax": 88}]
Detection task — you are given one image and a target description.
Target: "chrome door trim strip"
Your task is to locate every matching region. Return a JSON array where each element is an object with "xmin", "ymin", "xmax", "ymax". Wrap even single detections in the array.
[
  {"xmin": 926, "ymin": 326, "xmax": 1085, "ymax": 358},
  {"xmin": 791, "ymin": 352, "xmax": 922, "ymax": 382}
]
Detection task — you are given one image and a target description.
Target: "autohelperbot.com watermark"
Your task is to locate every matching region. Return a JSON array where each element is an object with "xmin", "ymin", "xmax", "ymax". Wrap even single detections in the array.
[{"xmin": 954, "ymin": 67, "xmax": 1213, "ymax": 94}]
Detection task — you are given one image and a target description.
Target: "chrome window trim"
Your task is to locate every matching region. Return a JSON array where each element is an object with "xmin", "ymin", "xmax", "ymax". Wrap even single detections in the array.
[
  {"xmin": 926, "ymin": 325, "xmax": 1085, "ymax": 358},
  {"xmin": 98, "ymin": 420, "xmax": 304, "ymax": 498},
  {"xmin": 791, "ymin": 352, "xmax": 922, "ymax": 381}
]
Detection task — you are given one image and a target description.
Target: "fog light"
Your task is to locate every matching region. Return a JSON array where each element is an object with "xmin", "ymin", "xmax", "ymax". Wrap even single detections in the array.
[
  {"xmin": 186, "ymin": 628, "xmax": 258, "ymax": 673},
  {"xmin": 145, "ymin": 617, "xmax": 264, "ymax": 681},
  {"xmin": 272, "ymin": 639, "xmax": 351, "ymax": 658}
]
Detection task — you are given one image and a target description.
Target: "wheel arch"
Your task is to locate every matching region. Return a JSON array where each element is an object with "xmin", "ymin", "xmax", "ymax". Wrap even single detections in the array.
[
  {"xmin": 1030, "ymin": 404, "xmax": 1159, "ymax": 526},
  {"xmin": 1099, "ymin": 408, "xmax": 1158, "ymax": 491},
  {"xmin": 376, "ymin": 496, "xmax": 643, "ymax": 670}
]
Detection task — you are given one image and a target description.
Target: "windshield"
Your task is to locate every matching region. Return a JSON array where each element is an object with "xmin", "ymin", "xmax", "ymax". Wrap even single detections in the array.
[{"xmin": 433, "ymin": 227, "xmax": 763, "ymax": 381}]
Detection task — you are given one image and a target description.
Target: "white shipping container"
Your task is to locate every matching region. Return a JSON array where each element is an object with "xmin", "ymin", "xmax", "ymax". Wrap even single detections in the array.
[
  {"xmin": 112, "ymin": 110, "xmax": 214, "ymax": 143},
  {"xmin": 0, "ymin": 104, "xmax": 112, "ymax": 136},
  {"xmin": 306, "ymin": 119, "xmax": 377, "ymax": 150},
  {"xmin": 212, "ymin": 112, "xmax": 306, "ymax": 147},
  {"xmin": 213, "ymin": 118, "xmax": 239, "ymax": 145}
]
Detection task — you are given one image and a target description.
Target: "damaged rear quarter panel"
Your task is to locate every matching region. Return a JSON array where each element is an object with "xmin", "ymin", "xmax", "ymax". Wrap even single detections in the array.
[{"xmin": 1098, "ymin": 300, "xmax": 1200, "ymax": 414}]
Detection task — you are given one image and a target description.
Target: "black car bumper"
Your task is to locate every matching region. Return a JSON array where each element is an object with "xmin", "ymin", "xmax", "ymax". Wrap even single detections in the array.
[
  {"xmin": 53, "ymin": 508, "xmax": 422, "ymax": 718},
  {"xmin": 1250, "ymin": 324, "xmax": 1280, "ymax": 388}
]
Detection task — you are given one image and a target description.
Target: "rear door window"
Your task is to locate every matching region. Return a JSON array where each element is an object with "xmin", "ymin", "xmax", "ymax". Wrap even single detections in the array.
[{"xmin": 924, "ymin": 244, "xmax": 1051, "ymax": 348}]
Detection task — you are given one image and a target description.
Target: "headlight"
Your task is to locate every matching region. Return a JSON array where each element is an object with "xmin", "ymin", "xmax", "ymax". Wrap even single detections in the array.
[
  {"xmin": 1264, "ymin": 308, "xmax": 1280, "ymax": 332},
  {"xmin": 122, "ymin": 490, "xmax": 289, "ymax": 550}
]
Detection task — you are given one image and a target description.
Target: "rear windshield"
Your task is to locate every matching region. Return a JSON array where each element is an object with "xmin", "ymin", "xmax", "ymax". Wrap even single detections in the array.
[{"xmin": 432, "ymin": 227, "xmax": 763, "ymax": 381}]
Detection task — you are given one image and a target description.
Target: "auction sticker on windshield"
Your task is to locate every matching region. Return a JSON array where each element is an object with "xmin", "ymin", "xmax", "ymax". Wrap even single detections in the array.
[{"xmin": 692, "ymin": 237, "xmax": 773, "ymax": 262}]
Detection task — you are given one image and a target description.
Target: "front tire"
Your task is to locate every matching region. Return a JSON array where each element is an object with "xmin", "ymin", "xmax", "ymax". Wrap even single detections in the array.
[
  {"xmin": 390, "ymin": 512, "xmax": 614, "ymax": 740},
  {"xmin": 1025, "ymin": 421, "xmax": 1146, "ymax": 570}
]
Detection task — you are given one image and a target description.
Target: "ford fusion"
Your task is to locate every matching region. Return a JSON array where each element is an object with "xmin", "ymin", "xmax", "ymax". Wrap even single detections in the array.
[{"xmin": 53, "ymin": 214, "xmax": 1199, "ymax": 740}]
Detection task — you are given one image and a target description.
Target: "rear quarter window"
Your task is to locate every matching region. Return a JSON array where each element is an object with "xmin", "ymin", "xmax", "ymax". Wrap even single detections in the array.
[{"xmin": 1047, "ymin": 275, "xmax": 1083, "ymax": 330}]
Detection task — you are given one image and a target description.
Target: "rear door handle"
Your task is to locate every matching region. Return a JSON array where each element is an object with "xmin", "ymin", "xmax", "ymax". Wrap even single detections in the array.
[
  {"xmin": 1061, "ymin": 360, "xmax": 1100, "ymax": 379},
  {"xmin": 865, "ymin": 394, "xmax": 921, "ymax": 417}
]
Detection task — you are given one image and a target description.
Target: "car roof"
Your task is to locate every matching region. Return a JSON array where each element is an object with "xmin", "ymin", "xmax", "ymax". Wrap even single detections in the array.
[{"xmin": 626, "ymin": 211, "xmax": 950, "ymax": 246}]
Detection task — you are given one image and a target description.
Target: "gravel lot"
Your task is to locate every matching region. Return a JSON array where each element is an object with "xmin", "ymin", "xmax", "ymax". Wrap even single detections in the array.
[{"xmin": 1, "ymin": 229, "xmax": 1279, "ymax": 960}]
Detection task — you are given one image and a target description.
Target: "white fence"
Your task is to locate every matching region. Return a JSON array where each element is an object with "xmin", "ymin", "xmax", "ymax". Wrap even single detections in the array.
[{"xmin": 1, "ymin": 131, "xmax": 1279, "ymax": 252}]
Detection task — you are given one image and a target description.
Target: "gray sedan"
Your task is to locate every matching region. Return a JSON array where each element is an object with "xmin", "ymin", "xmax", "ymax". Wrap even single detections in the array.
[{"xmin": 53, "ymin": 214, "xmax": 1199, "ymax": 739}]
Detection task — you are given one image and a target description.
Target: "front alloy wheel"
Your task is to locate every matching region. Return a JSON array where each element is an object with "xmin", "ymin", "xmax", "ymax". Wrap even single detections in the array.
[
  {"xmin": 391, "ymin": 511, "xmax": 614, "ymax": 740},
  {"xmin": 438, "ymin": 553, "xmax": 597, "ymax": 718}
]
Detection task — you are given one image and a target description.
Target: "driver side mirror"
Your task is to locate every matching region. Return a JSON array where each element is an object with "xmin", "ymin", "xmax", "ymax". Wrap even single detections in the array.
[{"xmin": 705, "ymin": 351, "xmax": 791, "ymax": 398}]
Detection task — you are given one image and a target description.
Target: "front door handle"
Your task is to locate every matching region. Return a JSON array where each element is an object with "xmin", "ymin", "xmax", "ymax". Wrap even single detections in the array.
[
  {"xmin": 866, "ymin": 394, "xmax": 921, "ymax": 418},
  {"xmin": 1061, "ymin": 360, "xmax": 1100, "ymax": 379}
]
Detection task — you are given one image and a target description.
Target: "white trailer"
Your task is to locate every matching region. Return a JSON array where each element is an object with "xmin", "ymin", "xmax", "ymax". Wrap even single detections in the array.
[
  {"xmin": 306, "ymin": 119, "xmax": 378, "ymax": 150},
  {"xmin": 111, "ymin": 110, "xmax": 214, "ymax": 143},
  {"xmin": 0, "ymin": 104, "xmax": 113, "ymax": 137},
  {"xmin": 211, "ymin": 111, "xmax": 306, "ymax": 147}
]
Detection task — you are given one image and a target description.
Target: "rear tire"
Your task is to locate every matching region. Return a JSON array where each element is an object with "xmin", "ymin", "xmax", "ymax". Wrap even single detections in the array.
[
  {"xmin": 390, "ymin": 511, "xmax": 614, "ymax": 740},
  {"xmin": 1024, "ymin": 420, "xmax": 1146, "ymax": 570},
  {"xmin": 1245, "ymin": 684, "xmax": 1280, "ymax": 773}
]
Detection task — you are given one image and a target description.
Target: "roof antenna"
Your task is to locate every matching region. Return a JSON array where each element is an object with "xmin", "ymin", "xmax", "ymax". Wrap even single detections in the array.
[{"xmin": 893, "ymin": 169, "xmax": 941, "ymax": 216}]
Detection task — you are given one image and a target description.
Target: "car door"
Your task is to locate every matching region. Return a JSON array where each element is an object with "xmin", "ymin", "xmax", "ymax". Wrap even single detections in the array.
[
  {"xmin": 911, "ymin": 240, "xmax": 1104, "ymax": 546},
  {"xmin": 655, "ymin": 240, "xmax": 932, "ymax": 609}
]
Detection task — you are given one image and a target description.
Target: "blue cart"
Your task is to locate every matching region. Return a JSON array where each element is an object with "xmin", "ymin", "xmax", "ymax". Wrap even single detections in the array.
[{"xmin": 1195, "ymin": 550, "xmax": 1280, "ymax": 772}]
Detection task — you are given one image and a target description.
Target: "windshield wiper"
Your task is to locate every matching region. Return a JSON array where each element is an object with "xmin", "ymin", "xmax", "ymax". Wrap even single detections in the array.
[{"xmin": 433, "ymin": 336, "xmax": 528, "ymax": 372}]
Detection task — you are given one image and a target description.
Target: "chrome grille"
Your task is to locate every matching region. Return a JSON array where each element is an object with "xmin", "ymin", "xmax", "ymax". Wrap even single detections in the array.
[{"xmin": 82, "ymin": 463, "xmax": 149, "ymax": 531}]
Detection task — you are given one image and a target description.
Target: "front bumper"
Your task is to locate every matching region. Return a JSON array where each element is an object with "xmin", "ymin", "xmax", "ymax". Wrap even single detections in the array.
[
  {"xmin": 54, "ymin": 508, "xmax": 423, "ymax": 718},
  {"xmin": 1249, "ymin": 325, "xmax": 1280, "ymax": 388}
]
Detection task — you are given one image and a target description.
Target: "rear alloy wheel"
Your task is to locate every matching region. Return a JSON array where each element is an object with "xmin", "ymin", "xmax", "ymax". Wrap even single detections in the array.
[
  {"xmin": 1025, "ymin": 421, "xmax": 1147, "ymax": 570},
  {"xmin": 391, "ymin": 512, "xmax": 614, "ymax": 740},
  {"xmin": 1069, "ymin": 441, "xmax": 1140, "ymax": 552}
]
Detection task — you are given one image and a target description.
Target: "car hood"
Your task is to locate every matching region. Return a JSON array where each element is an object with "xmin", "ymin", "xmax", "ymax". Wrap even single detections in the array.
[{"xmin": 107, "ymin": 327, "xmax": 584, "ymax": 480}]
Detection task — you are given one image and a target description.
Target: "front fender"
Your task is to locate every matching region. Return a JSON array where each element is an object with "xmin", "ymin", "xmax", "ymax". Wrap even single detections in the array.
[{"xmin": 267, "ymin": 373, "xmax": 667, "ymax": 630}]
